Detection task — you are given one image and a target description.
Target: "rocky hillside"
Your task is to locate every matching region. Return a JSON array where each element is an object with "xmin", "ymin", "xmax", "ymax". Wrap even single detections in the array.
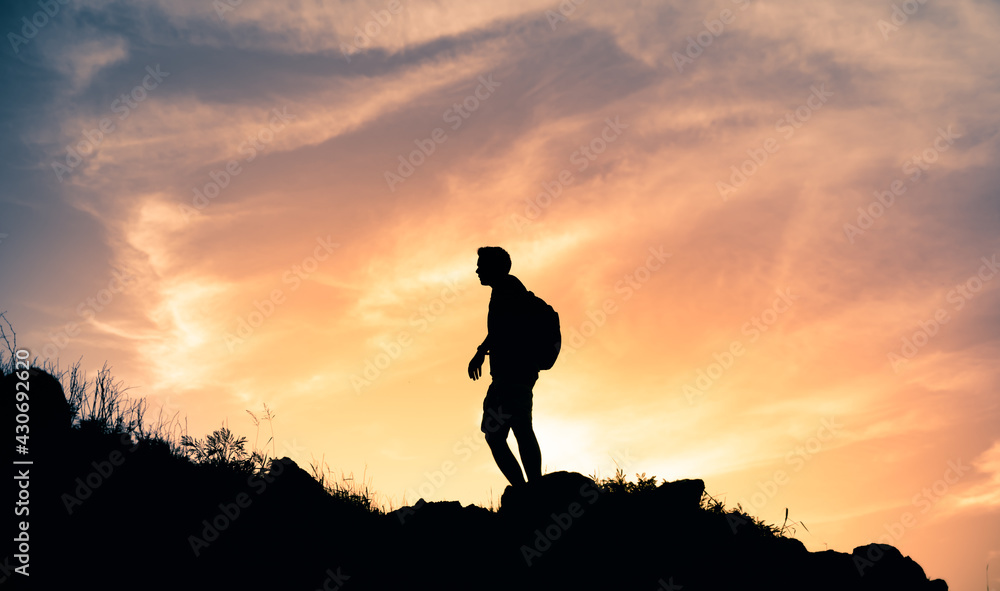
[{"xmin": 3, "ymin": 369, "xmax": 947, "ymax": 590}]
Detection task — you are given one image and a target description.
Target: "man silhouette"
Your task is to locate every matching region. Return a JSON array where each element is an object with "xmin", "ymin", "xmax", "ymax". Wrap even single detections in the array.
[{"xmin": 468, "ymin": 246, "xmax": 543, "ymax": 487}]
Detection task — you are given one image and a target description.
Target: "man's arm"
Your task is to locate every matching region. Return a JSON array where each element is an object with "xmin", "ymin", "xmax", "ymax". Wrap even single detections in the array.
[{"xmin": 469, "ymin": 335, "xmax": 490, "ymax": 380}]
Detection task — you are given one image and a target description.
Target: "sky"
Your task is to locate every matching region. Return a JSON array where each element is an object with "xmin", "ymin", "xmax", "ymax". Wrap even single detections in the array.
[{"xmin": 1, "ymin": 0, "xmax": 999, "ymax": 587}]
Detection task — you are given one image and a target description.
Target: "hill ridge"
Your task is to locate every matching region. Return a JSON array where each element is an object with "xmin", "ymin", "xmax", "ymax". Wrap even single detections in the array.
[{"xmin": 2, "ymin": 368, "xmax": 948, "ymax": 590}]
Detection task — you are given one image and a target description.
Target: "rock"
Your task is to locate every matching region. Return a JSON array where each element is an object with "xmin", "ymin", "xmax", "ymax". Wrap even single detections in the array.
[
  {"xmin": 651, "ymin": 477, "xmax": 705, "ymax": 509},
  {"xmin": 850, "ymin": 544, "xmax": 949, "ymax": 590},
  {"xmin": 4, "ymin": 368, "xmax": 72, "ymax": 457},
  {"xmin": 498, "ymin": 471, "xmax": 600, "ymax": 523}
]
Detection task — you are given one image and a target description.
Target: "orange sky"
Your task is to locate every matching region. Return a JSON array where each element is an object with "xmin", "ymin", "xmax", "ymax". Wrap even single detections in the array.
[{"xmin": 2, "ymin": 0, "xmax": 999, "ymax": 588}]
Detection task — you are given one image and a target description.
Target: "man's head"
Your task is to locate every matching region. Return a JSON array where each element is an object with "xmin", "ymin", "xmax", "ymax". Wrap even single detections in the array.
[{"xmin": 476, "ymin": 246, "xmax": 511, "ymax": 286}]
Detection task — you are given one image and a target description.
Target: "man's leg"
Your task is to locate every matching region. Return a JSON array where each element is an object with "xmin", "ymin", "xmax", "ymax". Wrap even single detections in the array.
[
  {"xmin": 483, "ymin": 382, "xmax": 525, "ymax": 486},
  {"xmin": 485, "ymin": 430, "xmax": 525, "ymax": 486},
  {"xmin": 512, "ymin": 423, "xmax": 542, "ymax": 482},
  {"xmin": 512, "ymin": 376, "xmax": 541, "ymax": 482}
]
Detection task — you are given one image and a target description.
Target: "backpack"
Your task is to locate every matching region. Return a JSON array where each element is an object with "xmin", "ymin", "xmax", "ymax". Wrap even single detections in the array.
[{"xmin": 522, "ymin": 291, "xmax": 561, "ymax": 370}]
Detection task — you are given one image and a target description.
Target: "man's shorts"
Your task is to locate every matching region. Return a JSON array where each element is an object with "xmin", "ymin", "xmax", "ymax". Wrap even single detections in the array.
[{"xmin": 481, "ymin": 377, "xmax": 536, "ymax": 438}]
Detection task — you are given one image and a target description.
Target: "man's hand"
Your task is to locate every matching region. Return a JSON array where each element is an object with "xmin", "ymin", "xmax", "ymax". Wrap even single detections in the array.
[{"xmin": 468, "ymin": 350, "xmax": 486, "ymax": 380}]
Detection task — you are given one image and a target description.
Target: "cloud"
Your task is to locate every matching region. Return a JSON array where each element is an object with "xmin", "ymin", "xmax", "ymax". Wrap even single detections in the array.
[{"xmin": 954, "ymin": 440, "xmax": 1000, "ymax": 512}]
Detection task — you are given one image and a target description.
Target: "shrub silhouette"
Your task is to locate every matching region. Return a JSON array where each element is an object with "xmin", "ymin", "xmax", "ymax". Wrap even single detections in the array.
[
  {"xmin": 181, "ymin": 425, "xmax": 254, "ymax": 469},
  {"xmin": 594, "ymin": 467, "xmax": 661, "ymax": 495}
]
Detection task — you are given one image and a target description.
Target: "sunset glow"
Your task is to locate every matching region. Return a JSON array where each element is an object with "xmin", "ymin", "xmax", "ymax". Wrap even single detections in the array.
[{"xmin": 2, "ymin": 0, "xmax": 999, "ymax": 588}]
